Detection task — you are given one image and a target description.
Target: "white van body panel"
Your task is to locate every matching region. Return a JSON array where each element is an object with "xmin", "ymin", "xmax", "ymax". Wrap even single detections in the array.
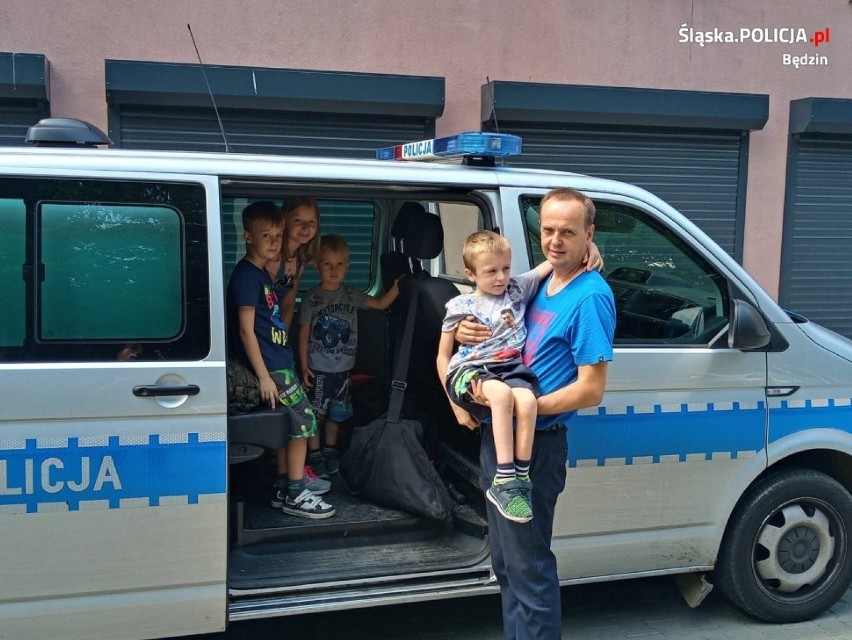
[
  {"xmin": 2, "ymin": 146, "xmax": 852, "ymax": 636},
  {"xmin": 0, "ymin": 168, "xmax": 228, "ymax": 638}
]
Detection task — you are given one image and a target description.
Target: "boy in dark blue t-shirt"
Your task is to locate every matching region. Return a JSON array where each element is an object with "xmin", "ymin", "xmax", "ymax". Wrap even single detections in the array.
[{"xmin": 226, "ymin": 201, "xmax": 335, "ymax": 519}]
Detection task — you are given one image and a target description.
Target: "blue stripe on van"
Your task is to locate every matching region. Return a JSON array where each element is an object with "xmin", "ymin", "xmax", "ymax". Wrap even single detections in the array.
[
  {"xmin": 768, "ymin": 398, "xmax": 852, "ymax": 443},
  {"xmin": 568, "ymin": 401, "xmax": 767, "ymax": 467},
  {"xmin": 0, "ymin": 434, "xmax": 226, "ymax": 513}
]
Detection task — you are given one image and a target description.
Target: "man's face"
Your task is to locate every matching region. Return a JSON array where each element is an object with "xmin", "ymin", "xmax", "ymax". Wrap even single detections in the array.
[
  {"xmin": 317, "ymin": 247, "xmax": 350, "ymax": 289},
  {"xmin": 540, "ymin": 197, "xmax": 593, "ymax": 275},
  {"xmin": 245, "ymin": 220, "xmax": 284, "ymax": 262}
]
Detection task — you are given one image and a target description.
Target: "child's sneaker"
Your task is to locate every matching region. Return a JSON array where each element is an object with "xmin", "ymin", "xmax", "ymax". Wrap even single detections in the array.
[
  {"xmin": 304, "ymin": 466, "xmax": 331, "ymax": 495},
  {"xmin": 282, "ymin": 488, "xmax": 336, "ymax": 519},
  {"xmin": 486, "ymin": 479, "xmax": 533, "ymax": 523},
  {"xmin": 516, "ymin": 475, "xmax": 533, "ymax": 503},
  {"xmin": 307, "ymin": 451, "xmax": 330, "ymax": 478},
  {"xmin": 323, "ymin": 447, "xmax": 341, "ymax": 475}
]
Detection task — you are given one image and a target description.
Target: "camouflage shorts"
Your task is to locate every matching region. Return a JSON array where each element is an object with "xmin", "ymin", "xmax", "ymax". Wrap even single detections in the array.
[{"xmin": 270, "ymin": 369, "xmax": 318, "ymax": 440}]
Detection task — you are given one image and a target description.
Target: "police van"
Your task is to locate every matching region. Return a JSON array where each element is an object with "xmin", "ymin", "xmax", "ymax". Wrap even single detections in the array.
[{"xmin": 2, "ymin": 121, "xmax": 852, "ymax": 639}]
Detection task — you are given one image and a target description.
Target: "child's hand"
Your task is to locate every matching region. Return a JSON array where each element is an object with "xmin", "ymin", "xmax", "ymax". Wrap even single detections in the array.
[
  {"xmin": 584, "ymin": 241, "xmax": 605, "ymax": 272},
  {"xmin": 259, "ymin": 375, "xmax": 279, "ymax": 410},
  {"xmin": 302, "ymin": 367, "xmax": 315, "ymax": 389},
  {"xmin": 451, "ymin": 405, "xmax": 480, "ymax": 430}
]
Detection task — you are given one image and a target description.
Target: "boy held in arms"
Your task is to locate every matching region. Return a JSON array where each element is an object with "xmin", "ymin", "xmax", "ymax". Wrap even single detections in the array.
[
  {"xmin": 437, "ymin": 231, "xmax": 550, "ymax": 523},
  {"xmin": 299, "ymin": 234, "xmax": 401, "ymax": 475},
  {"xmin": 227, "ymin": 201, "xmax": 334, "ymax": 519}
]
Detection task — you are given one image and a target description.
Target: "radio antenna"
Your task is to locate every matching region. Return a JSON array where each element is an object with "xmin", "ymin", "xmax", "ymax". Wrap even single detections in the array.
[
  {"xmin": 485, "ymin": 76, "xmax": 499, "ymax": 133},
  {"xmin": 187, "ymin": 23, "xmax": 231, "ymax": 153}
]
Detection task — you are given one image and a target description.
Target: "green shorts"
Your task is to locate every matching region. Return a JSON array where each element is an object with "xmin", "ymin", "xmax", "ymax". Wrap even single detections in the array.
[{"xmin": 270, "ymin": 368, "xmax": 317, "ymax": 440}]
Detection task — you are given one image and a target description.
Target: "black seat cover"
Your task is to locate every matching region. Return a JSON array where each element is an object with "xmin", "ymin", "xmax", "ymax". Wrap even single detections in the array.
[{"xmin": 382, "ymin": 203, "xmax": 460, "ymax": 453}]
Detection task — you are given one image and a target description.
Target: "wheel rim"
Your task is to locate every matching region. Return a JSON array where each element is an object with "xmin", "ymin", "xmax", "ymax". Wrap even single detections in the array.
[{"xmin": 753, "ymin": 498, "xmax": 846, "ymax": 601}]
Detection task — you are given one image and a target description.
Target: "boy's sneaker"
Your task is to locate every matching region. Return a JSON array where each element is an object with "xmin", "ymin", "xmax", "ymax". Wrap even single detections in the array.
[
  {"xmin": 282, "ymin": 488, "xmax": 335, "ymax": 519},
  {"xmin": 307, "ymin": 451, "xmax": 330, "ymax": 479},
  {"xmin": 516, "ymin": 475, "xmax": 533, "ymax": 503},
  {"xmin": 304, "ymin": 466, "xmax": 331, "ymax": 495},
  {"xmin": 270, "ymin": 471, "xmax": 330, "ymax": 508},
  {"xmin": 486, "ymin": 479, "xmax": 533, "ymax": 523},
  {"xmin": 323, "ymin": 447, "xmax": 341, "ymax": 475}
]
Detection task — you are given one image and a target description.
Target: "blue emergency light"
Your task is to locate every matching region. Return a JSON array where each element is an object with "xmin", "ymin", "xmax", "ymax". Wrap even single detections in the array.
[{"xmin": 376, "ymin": 132, "xmax": 522, "ymax": 162}]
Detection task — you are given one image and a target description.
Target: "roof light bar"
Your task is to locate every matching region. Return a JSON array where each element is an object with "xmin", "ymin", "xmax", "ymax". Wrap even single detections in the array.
[{"xmin": 376, "ymin": 131, "xmax": 522, "ymax": 162}]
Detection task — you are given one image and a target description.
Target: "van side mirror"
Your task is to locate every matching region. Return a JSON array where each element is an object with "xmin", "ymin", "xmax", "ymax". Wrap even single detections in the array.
[{"xmin": 728, "ymin": 299, "xmax": 771, "ymax": 351}]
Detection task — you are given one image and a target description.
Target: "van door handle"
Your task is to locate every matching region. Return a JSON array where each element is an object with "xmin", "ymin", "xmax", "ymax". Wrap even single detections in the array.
[{"xmin": 133, "ymin": 385, "xmax": 200, "ymax": 397}]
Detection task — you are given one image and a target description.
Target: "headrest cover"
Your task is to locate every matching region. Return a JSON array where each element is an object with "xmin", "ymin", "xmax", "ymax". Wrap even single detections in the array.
[{"xmin": 393, "ymin": 202, "xmax": 443, "ymax": 259}]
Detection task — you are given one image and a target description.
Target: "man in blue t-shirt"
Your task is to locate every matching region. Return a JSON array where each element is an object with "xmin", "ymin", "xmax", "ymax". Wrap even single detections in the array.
[{"xmin": 457, "ymin": 188, "xmax": 615, "ymax": 640}]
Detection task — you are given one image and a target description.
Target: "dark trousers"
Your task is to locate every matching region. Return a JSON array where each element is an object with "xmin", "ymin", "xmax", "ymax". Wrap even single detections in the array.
[{"xmin": 480, "ymin": 423, "xmax": 568, "ymax": 640}]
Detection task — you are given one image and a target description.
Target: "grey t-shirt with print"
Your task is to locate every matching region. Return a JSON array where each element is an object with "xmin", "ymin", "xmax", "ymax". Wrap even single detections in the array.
[
  {"xmin": 441, "ymin": 269, "xmax": 540, "ymax": 375},
  {"xmin": 300, "ymin": 285, "xmax": 370, "ymax": 373}
]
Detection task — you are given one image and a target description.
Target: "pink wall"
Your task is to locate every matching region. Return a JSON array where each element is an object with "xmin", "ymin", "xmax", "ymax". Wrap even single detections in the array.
[{"xmin": 4, "ymin": 0, "xmax": 850, "ymax": 296}]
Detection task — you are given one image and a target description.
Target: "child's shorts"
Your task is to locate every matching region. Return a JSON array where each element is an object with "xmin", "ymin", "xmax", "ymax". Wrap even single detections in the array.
[
  {"xmin": 446, "ymin": 360, "xmax": 540, "ymax": 421},
  {"xmin": 307, "ymin": 370, "xmax": 354, "ymax": 423},
  {"xmin": 270, "ymin": 368, "xmax": 318, "ymax": 440}
]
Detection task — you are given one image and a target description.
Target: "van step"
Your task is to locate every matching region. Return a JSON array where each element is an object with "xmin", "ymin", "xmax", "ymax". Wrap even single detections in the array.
[
  {"xmin": 228, "ymin": 526, "xmax": 489, "ymax": 590},
  {"xmin": 236, "ymin": 484, "xmax": 439, "ymax": 547}
]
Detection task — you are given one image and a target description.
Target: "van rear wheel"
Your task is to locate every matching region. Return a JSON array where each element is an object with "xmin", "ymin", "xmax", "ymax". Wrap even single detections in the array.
[{"xmin": 716, "ymin": 468, "xmax": 852, "ymax": 622}]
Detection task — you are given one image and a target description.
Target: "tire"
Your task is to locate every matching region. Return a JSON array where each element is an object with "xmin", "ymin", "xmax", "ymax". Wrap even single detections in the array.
[
  {"xmin": 715, "ymin": 468, "xmax": 852, "ymax": 622},
  {"xmin": 322, "ymin": 330, "xmax": 337, "ymax": 348}
]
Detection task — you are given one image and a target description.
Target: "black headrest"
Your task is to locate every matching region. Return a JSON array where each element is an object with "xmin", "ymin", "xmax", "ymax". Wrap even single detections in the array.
[{"xmin": 393, "ymin": 202, "xmax": 443, "ymax": 259}]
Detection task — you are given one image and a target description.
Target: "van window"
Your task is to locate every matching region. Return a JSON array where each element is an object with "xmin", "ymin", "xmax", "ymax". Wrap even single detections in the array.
[
  {"xmin": 39, "ymin": 202, "xmax": 183, "ymax": 340},
  {"xmin": 221, "ymin": 198, "xmax": 376, "ymax": 291},
  {"xmin": 0, "ymin": 178, "xmax": 209, "ymax": 362},
  {"xmin": 436, "ymin": 202, "xmax": 484, "ymax": 282},
  {"xmin": 522, "ymin": 196, "xmax": 730, "ymax": 345},
  {"xmin": 0, "ymin": 198, "xmax": 26, "ymax": 347}
]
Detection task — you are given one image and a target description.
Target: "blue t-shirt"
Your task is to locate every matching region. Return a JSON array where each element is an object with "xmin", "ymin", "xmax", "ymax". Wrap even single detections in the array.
[
  {"xmin": 227, "ymin": 258, "xmax": 295, "ymax": 372},
  {"xmin": 522, "ymin": 270, "xmax": 616, "ymax": 429}
]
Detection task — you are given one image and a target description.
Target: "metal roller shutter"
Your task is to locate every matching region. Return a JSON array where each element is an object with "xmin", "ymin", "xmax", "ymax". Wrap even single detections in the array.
[
  {"xmin": 0, "ymin": 99, "xmax": 48, "ymax": 146},
  {"xmin": 780, "ymin": 136, "xmax": 852, "ymax": 337},
  {"xmin": 0, "ymin": 53, "xmax": 50, "ymax": 146},
  {"xmin": 113, "ymin": 104, "xmax": 432, "ymax": 158},
  {"xmin": 500, "ymin": 124, "xmax": 744, "ymax": 256}
]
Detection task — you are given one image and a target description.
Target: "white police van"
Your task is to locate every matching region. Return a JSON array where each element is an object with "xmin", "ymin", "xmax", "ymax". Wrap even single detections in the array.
[{"xmin": 2, "ymin": 121, "xmax": 852, "ymax": 639}]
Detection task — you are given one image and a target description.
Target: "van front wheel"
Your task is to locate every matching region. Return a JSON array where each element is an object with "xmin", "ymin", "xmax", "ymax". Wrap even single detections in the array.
[{"xmin": 716, "ymin": 468, "xmax": 852, "ymax": 622}]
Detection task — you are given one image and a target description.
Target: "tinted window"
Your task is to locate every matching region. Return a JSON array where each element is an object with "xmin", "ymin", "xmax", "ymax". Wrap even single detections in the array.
[
  {"xmin": 522, "ymin": 196, "xmax": 730, "ymax": 346},
  {"xmin": 39, "ymin": 203, "xmax": 183, "ymax": 340},
  {"xmin": 0, "ymin": 178, "xmax": 209, "ymax": 362}
]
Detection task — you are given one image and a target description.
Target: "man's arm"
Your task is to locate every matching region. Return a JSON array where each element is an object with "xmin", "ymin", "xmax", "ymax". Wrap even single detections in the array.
[{"xmin": 537, "ymin": 361, "xmax": 608, "ymax": 416}]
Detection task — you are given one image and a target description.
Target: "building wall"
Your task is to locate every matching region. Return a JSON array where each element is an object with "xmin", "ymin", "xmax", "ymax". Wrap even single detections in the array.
[{"xmin": 3, "ymin": 0, "xmax": 850, "ymax": 296}]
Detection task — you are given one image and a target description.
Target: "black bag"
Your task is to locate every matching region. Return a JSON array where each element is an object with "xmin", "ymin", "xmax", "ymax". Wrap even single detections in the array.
[
  {"xmin": 339, "ymin": 281, "xmax": 454, "ymax": 521},
  {"xmin": 340, "ymin": 414, "xmax": 453, "ymax": 521},
  {"xmin": 227, "ymin": 360, "xmax": 260, "ymax": 413}
]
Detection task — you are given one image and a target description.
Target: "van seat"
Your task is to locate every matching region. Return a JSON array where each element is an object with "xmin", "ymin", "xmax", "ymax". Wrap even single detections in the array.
[{"xmin": 227, "ymin": 409, "xmax": 289, "ymax": 464}]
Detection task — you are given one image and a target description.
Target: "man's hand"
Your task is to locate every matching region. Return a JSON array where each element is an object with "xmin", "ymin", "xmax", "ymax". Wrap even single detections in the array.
[
  {"xmin": 455, "ymin": 315, "xmax": 491, "ymax": 346},
  {"xmin": 301, "ymin": 367, "xmax": 315, "ymax": 389},
  {"xmin": 451, "ymin": 404, "xmax": 480, "ymax": 430}
]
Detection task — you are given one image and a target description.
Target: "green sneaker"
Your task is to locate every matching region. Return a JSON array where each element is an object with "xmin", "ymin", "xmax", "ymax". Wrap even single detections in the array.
[
  {"xmin": 516, "ymin": 475, "xmax": 533, "ymax": 504},
  {"xmin": 487, "ymin": 479, "xmax": 533, "ymax": 523},
  {"xmin": 323, "ymin": 447, "xmax": 341, "ymax": 475},
  {"xmin": 307, "ymin": 450, "xmax": 330, "ymax": 479}
]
